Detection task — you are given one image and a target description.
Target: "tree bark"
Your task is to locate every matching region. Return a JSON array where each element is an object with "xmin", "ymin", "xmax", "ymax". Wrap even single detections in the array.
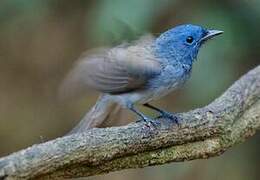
[{"xmin": 0, "ymin": 65, "xmax": 259, "ymax": 180}]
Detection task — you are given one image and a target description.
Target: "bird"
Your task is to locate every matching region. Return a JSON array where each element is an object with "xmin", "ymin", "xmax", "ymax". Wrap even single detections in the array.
[{"xmin": 61, "ymin": 24, "xmax": 223, "ymax": 134}]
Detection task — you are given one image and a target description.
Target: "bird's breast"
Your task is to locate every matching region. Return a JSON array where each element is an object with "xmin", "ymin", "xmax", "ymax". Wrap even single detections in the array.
[
  {"xmin": 152, "ymin": 63, "xmax": 191, "ymax": 86},
  {"xmin": 133, "ymin": 65, "xmax": 191, "ymax": 104}
]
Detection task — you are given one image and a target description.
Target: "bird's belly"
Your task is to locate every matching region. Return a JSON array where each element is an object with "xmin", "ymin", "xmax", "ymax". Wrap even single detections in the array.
[
  {"xmin": 137, "ymin": 66, "xmax": 191, "ymax": 104},
  {"xmin": 137, "ymin": 81, "xmax": 179, "ymax": 104},
  {"xmin": 108, "ymin": 64, "xmax": 191, "ymax": 106},
  {"xmin": 107, "ymin": 79, "xmax": 184, "ymax": 107}
]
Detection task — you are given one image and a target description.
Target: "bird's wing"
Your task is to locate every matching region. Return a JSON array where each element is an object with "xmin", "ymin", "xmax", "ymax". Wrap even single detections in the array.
[{"xmin": 60, "ymin": 39, "xmax": 161, "ymax": 98}]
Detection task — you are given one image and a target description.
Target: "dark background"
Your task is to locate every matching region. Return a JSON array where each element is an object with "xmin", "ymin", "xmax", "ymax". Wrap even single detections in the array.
[{"xmin": 0, "ymin": 0, "xmax": 259, "ymax": 179}]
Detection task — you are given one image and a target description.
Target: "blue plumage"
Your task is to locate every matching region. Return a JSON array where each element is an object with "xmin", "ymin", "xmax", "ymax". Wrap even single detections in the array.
[
  {"xmin": 154, "ymin": 24, "xmax": 207, "ymax": 65},
  {"xmin": 65, "ymin": 24, "xmax": 223, "ymax": 133}
]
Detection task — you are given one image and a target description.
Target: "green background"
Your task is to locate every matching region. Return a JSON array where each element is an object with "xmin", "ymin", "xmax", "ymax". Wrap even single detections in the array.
[{"xmin": 0, "ymin": 0, "xmax": 259, "ymax": 179}]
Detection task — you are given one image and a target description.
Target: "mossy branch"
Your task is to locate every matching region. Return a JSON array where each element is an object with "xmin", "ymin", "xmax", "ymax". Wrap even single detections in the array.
[{"xmin": 0, "ymin": 65, "xmax": 259, "ymax": 180}]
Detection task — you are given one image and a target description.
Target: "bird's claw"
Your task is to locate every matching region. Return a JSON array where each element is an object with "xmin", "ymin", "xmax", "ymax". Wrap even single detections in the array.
[
  {"xmin": 136, "ymin": 116, "xmax": 160, "ymax": 129},
  {"xmin": 159, "ymin": 111, "xmax": 180, "ymax": 125}
]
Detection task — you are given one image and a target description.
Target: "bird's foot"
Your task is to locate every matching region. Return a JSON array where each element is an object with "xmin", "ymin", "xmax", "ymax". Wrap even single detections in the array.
[
  {"xmin": 136, "ymin": 116, "xmax": 160, "ymax": 129},
  {"xmin": 159, "ymin": 111, "xmax": 179, "ymax": 125}
]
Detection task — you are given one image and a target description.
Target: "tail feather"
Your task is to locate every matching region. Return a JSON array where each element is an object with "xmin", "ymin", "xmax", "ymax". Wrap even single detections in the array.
[{"xmin": 67, "ymin": 95, "xmax": 123, "ymax": 135}]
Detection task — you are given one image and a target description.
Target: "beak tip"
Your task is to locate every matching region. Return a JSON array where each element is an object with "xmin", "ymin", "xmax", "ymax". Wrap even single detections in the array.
[
  {"xmin": 208, "ymin": 29, "xmax": 224, "ymax": 36},
  {"xmin": 201, "ymin": 29, "xmax": 224, "ymax": 42}
]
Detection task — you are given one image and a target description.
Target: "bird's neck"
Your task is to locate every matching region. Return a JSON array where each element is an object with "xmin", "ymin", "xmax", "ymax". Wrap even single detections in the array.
[
  {"xmin": 152, "ymin": 45, "xmax": 194, "ymax": 67},
  {"xmin": 152, "ymin": 39, "xmax": 197, "ymax": 67}
]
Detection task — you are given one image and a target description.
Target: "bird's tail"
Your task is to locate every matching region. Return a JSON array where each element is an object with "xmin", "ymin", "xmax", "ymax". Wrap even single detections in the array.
[{"xmin": 67, "ymin": 94, "xmax": 124, "ymax": 135}]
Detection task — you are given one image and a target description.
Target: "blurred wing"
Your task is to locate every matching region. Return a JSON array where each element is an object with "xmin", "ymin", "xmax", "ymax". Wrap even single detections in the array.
[{"xmin": 60, "ymin": 39, "xmax": 161, "ymax": 98}]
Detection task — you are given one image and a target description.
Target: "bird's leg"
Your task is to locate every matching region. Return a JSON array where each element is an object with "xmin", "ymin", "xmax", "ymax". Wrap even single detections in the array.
[
  {"xmin": 127, "ymin": 103, "xmax": 160, "ymax": 127},
  {"xmin": 143, "ymin": 103, "xmax": 179, "ymax": 124}
]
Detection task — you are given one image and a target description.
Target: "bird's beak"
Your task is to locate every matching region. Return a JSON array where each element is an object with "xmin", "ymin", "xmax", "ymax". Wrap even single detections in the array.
[{"xmin": 201, "ymin": 29, "xmax": 223, "ymax": 42}]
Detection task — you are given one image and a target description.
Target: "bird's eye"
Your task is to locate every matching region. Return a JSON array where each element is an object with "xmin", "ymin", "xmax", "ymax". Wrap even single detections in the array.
[{"xmin": 186, "ymin": 36, "xmax": 194, "ymax": 44}]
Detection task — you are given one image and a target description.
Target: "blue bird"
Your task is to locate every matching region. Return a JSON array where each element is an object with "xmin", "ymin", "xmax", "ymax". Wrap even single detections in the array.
[{"xmin": 61, "ymin": 24, "xmax": 223, "ymax": 133}]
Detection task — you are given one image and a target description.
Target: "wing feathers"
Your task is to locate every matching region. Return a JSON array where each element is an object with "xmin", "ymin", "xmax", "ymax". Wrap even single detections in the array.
[{"xmin": 60, "ymin": 36, "xmax": 161, "ymax": 98}]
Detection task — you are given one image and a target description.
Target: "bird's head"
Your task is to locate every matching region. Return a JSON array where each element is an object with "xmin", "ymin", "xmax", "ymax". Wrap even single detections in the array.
[{"xmin": 154, "ymin": 24, "xmax": 223, "ymax": 65}]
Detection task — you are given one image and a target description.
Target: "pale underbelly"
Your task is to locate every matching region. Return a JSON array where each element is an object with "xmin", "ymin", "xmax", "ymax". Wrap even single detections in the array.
[
  {"xmin": 137, "ymin": 82, "xmax": 180, "ymax": 104},
  {"xmin": 107, "ymin": 65, "xmax": 191, "ymax": 106},
  {"xmin": 109, "ymin": 80, "xmax": 181, "ymax": 106}
]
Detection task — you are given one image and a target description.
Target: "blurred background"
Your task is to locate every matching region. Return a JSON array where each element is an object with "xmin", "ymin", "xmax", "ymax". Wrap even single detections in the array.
[{"xmin": 0, "ymin": 0, "xmax": 259, "ymax": 179}]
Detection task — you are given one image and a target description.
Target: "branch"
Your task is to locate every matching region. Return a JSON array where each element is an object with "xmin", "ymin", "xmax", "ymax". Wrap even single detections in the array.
[{"xmin": 0, "ymin": 65, "xmax": 259, "ymax": 180}]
